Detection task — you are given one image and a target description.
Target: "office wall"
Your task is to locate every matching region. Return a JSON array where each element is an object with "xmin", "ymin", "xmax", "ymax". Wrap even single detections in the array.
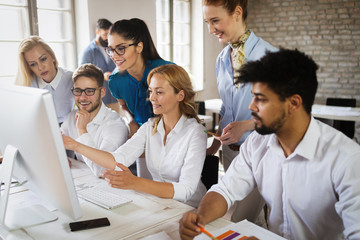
[
  {"xmin": 75, "ymin": 0, "xmax": 222, "ymax": 101},
  {"xmin": 247, "ymin": 0, "xmax": 360, "ymax": 106},
  {"xmin": 247, "ymin": 0, "xmax": 360, "ymax": 143},
  {"xmin": 75, "ymin": 0, "xmax": 157, "ymax": 63}
]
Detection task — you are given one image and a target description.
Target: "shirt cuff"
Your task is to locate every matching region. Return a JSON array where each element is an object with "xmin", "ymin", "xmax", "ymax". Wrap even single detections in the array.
[
  {"xmin": 76, "ymin": 132, "xmax": 92, "ymax": 145},
  {"xmin": 172, "ymin": 182, "xmax": 188, "ymax": 202},
  {"xmin": 208, "ymin": 185, "xmax": 233, "ymax": 211}
]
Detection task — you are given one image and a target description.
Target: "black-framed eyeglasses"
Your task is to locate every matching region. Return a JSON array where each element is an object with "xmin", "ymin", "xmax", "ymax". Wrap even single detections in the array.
[
  {"xmin": 71, "ymin": 88, "xmax": 99, "ymax": 96},
  {"xmin": 105, "ymin": 43, "xmax": 138, "ymax": 57}
]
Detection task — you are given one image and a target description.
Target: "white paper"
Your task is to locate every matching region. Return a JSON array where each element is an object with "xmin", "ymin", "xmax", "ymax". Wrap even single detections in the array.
[{"xmin": 195, "ymin": 220, "xmax": 286, "ymax": 240}]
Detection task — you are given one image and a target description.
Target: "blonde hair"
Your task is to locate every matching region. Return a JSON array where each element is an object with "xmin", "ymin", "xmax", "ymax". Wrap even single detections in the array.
[
  {"xmin": 15, "ymin": 36, "xmax": 59, "ymax": 86},
  {"xmin": 147, "ymin": 64, "xmax": 200, "ymax": 134}
]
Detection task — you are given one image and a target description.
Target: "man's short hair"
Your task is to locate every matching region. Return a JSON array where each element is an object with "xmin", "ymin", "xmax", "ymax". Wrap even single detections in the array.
[
  {"xmin": 236, "ymin": 48, "xmax": 319, "ymax": 114},
  {"xmin": 96, "ymin": 18, "xmax": 112, "ymax": 30},
  {"xmin": 72, "ymin": 63, "xmax": 104, "ymax": 87}
]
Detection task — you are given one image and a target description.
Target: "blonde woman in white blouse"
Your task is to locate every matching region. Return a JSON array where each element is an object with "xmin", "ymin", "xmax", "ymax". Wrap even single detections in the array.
[{"xmin": 63, "ymin": 64, "xmax": 207, "ymax": 207}]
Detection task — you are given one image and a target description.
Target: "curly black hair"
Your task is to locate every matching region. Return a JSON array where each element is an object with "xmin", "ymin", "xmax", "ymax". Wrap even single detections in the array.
[{"xmin": 235, "ymin": 48, "xmax": 319, "ymax": 114}]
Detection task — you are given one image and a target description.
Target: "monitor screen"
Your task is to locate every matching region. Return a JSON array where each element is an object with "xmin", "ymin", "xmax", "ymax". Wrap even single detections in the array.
[{"xmin": 0, "ymin": 85, "xmax": 81, "ymax": 230}]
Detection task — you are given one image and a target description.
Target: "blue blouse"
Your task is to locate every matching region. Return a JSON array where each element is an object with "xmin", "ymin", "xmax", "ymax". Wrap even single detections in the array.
[
  {"xmin": 216, "ymin": 31, "xmax": 277, "ymax": 145},
  {"xmin": 108, "ymin": 59, "xmax": 173, "ymax": 125}
]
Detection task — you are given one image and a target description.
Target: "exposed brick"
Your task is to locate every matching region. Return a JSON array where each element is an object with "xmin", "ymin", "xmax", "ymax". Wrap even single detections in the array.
[{"xmin": 248, "ymin": 0, "xmax": 360, "ymax": 141}]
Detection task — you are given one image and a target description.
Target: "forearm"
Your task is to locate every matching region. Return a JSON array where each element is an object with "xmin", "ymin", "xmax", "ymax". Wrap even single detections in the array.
[
  {"xmin": 74, "ymin": 142, "xmax": 116, "ymax": 169},
  {"xmin": 196, "ymin": 192, "xmax": 228, "ymax": 225},
  {"xmin": 134, "ymin": 177, "xmax": 174, "ymax": 199}
]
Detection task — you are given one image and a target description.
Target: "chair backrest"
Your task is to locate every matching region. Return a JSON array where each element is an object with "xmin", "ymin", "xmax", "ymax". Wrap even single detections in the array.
[
  {"xmin": 326, "ymin": 98, "xmax": 356, "ymax": 139},
  {"xmin": 195, "ymin": 101, "xmax": 206, "ymax": 115},
  {"xmin": 326, "ymin": 98, "xmax": 356, "ymax": 108},
  {"xmin": 196, "ymin": 101, "xmax": 219, "ymax": 189},
  {"xmin": 201, "ymin": 155, "xmax": 219, "ymax": 190}
]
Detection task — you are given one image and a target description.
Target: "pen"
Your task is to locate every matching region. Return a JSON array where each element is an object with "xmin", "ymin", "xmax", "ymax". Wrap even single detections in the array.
[
  {"xmin": 204, "ymin": 130, "xmax": 219, "ymax": 137},
  {"xmin": 199, "ymin": 226, "xmax": 219, "ymax": 240},
  {"xmin": 1, "ymin": 181, "xmax": 18, "ymax": 186}
]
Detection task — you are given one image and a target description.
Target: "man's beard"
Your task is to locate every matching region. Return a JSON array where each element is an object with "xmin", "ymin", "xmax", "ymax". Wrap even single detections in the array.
[
  {"xmin": 99, "ymin": 37, "xmax": 108, "ymax": 47},
  {"xmin": 252, "ymin": 111, "xmax": 286, "ymax": 135},
  {"xmin": 77, "ymin": 95, "xmax": 101, "ymax": 114}
]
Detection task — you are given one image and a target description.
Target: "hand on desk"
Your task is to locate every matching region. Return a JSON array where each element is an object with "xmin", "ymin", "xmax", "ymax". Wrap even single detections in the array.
[
  {"xmin": 179, "ymin": 211, "xmax": 205, "ymax": 240},
  {"xmin": 103, "ymin": 163, "xmax": 137, "ymax": 190}
]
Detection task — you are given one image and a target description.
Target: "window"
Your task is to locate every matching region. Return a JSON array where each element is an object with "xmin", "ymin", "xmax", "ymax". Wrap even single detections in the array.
[
  {"xmin": 156, "ymin": 0, "xmax": 202, "ymax": 88},
  {"xmin": 0, "ymin": 0, "xmax": 76, "ymax": 85},
  {"xmin": 156, "ymin": 0, "xmax": 204, "ymax": 91}
]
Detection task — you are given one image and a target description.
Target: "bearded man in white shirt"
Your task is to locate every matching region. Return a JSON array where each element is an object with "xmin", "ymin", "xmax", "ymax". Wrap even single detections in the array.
[
  {"xmin": 61, "ymin": 64, "xmax": 128, "ymax": 177},
  {"xmin": 180, "ymin": 49, "xmax": 360, "ymax": 240}
]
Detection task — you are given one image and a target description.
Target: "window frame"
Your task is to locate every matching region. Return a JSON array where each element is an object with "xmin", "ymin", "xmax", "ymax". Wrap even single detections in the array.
[{"xmin": 0, "ymin": 0, "xmax": 77, "ymax": 85}]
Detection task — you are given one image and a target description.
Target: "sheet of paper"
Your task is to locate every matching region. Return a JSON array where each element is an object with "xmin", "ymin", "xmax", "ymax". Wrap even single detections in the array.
[{"xmin": 195, "ymin": 220, "xmax": 286, "ymax": 240}]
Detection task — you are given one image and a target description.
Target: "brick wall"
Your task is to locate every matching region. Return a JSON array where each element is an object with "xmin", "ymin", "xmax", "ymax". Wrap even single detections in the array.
[{"xmin": 247, "ymin": 0, "xmax": 360, "ymax": 143}]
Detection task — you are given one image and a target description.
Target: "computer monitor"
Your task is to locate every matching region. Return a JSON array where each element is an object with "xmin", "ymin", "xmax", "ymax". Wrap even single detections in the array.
[{"xmin": 0, "ymin": 85, "xmax": 81, "ymax": 230}]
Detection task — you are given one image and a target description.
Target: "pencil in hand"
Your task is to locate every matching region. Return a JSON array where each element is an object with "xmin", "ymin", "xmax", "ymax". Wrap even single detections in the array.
[
  {"xmin": 204, "ymin": 130, "xmax": 219, "ymax": 137},
  {"xmin": 199, "ymin": 226, "xmax": 219, "ymax": 240}
]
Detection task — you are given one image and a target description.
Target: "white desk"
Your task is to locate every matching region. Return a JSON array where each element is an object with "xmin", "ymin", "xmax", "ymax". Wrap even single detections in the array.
[
  {"xmin": 204, "ymin": 99, "xmax": 222, "ymax": 114},
  {"xmin": 198, "ymin": 114, "xmax": 213, "ymax": 125},
  {"xmin": 311, "ymin": 104, "xmax": 360, "ymax": 121},
  {"xmin": 204, "ymin": 99, "xmax": 222, "ymax": 131},
  {"xmin": 204, "ymin": 99, "xmax": 360, "ymax": 122},
  {"xmin": 0, "ymin": 161, "xmax": 231, "ymax": 240}
]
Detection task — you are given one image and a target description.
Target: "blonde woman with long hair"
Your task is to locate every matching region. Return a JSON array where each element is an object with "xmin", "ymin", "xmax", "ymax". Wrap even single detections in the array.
[
  {"xmin": 63, "ymin": 64, "xmax": 207, "ymax": 207},
  {"xmin": 16, "ymin": 36, "xmax": 74, "ymax": 124}
]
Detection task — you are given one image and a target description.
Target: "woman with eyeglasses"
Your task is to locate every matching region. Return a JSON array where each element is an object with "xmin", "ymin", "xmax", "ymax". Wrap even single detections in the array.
[
  {"xmin": 106, "ymin": 18, "xmax": 173, "ymax": 179},
  {"xmin": 106, "ymin": 18, "xmax": 173, "ymax": 138},
  {"xmin": 16, "ymin": 36, "xmax": 74, "ymax": 125},
  {"xmin": 63, "ymin": 64, "xmax": 207, "ymax": 207}
]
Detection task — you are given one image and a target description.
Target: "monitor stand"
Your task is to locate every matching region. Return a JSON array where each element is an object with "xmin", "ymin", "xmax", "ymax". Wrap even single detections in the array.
[{"xmin": 0, "ymin": 145, "xmax": 58, "ymax": 231}]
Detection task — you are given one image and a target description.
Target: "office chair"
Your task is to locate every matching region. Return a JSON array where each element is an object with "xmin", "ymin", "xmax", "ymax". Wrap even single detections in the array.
[
  {"xmin": 196, "ymin": 101, "xmax": 219, "ymax": 189},
  {"xmin": 201, "ymin": 155, "xmax": 219, "ymax": 190},
  {"xmin": 195, "ymin": 101, "xmax": 206, "ymax": 115},
  {"xmin": 326, "ymin": 98, "xmax": 356, "ymax": 139}
]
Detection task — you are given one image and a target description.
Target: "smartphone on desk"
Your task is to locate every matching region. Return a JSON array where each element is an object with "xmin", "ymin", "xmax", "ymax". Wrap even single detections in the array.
[{"xmin": 69, "ymin": 217, "xmax": 110, "ymax": 231}]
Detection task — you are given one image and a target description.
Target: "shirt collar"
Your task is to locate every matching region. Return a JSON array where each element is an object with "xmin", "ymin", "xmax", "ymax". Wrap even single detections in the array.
[
  {"xmin": 157, "ymin": 114, "xmax": 187, "ymax": 136},
  {"xmin": 37, "ymin": 67, "xmax": 63, "ymax": 90},
  {"xmin": 267, "ymin": 117, "xmax": 319, "ymax": 161},
  {"xmin": 292, "ymin": 117, "xmax": 319, "ymax": 160},
  {"xmin": 89, "ymin": 102, "xmax": 107, "ymax": 125},
  {"xmin": 221, "ymin": 30, "xmax": 255, "ymax": 64}
]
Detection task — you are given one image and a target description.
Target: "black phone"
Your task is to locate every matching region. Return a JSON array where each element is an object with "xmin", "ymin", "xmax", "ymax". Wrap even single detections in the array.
[{"xmin": 69, "ymin": 217, "xmax": 110, "ymax": 232}]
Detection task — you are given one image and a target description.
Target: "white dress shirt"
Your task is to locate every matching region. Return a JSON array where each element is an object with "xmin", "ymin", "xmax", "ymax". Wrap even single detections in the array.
[
  {"xmin": 112, "ymin": 115, "xmax": 208, "ymax": 207},
  {"xmin": 61, "ymin": 102, "xmax": 128, "ymax": 177},
  {"xmin": 210, "ymin": 117, "xmax": 360, "ymax": 240}
]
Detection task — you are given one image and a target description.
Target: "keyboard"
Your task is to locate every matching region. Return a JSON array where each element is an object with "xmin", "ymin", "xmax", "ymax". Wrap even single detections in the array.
[{"xmin": 77, "ymin": 187, "xmax": 132, "ymax": 209}]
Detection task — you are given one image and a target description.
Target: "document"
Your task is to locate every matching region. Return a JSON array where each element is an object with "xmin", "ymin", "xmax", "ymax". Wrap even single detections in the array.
[{"xmin": 195, "ymin": 220, "xmax": 286, "ymax": 240}]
